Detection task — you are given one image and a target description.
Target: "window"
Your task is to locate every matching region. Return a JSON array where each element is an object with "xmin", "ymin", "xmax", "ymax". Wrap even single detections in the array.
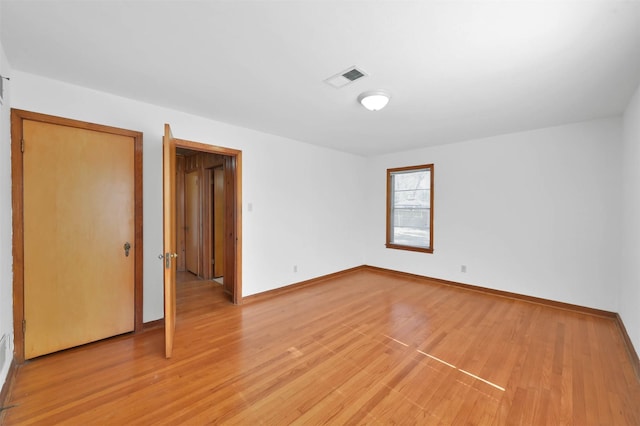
[{"xmin": 386, "ymin": 164, "xmax": 434, "ymax": 253}]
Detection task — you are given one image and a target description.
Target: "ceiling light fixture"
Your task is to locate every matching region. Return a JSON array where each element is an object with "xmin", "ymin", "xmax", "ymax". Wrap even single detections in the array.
[{"xmin": 358, "ymin": 90, "xmax": 390, "ymax": 111}]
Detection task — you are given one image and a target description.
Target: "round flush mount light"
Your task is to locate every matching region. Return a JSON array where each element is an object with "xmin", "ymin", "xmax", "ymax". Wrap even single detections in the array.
[{"xmin": 357, "ymin": 90, "xmax": 390, "ymax": 111}]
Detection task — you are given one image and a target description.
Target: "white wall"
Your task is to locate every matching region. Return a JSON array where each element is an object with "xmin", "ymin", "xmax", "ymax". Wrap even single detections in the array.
[
  {"xmin": 9, "ymin": 71, "xmax": 367, "ymax": 322},
  {"xmin": 365, "ymin": 118, "xmax": 623, "ymax": 311},
  {"xmin": 1, "ymin": 58, "xmax": 637, "ymax": 394},
  {"xmin": 0, "ymin": 32, "xmax": 14, "ymax": 392},
  {"xmin": 621, "ymin": 83, "xmax": 640, "ymax": 353}
]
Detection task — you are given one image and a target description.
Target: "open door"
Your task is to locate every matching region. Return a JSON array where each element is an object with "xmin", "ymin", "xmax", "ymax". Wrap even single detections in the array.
[
  {"xmin": 163, "ymin": 124, "xmax": 178, "ymax": 358},
  {"xmin": 165, "ymin": 128, "xmax": 243, "ymax": 318}
]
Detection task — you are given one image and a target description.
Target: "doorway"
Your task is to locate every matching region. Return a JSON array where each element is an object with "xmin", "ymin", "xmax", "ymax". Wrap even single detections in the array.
[
  {"xmin": 170, "ymin": 139, "xmax": 241, "ymax": 304},
  {"xmin": 176, "ymin": 150, "xmax": 228, "ymax": 288},
  {"xmin": 163, "ymin": 126, "xmax": 242, "ymax": 358}
]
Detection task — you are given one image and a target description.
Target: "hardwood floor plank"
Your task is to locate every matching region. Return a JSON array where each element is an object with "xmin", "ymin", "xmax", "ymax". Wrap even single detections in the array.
[{"xmin": 2, "ymin": 270, "xmax": 639, "ymax": 424}]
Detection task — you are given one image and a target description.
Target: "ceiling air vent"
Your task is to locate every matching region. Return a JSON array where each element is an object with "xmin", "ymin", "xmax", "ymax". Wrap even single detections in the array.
[{"xmin": 324, "ymin": 66, "xmax": 368, "ymax": 88}]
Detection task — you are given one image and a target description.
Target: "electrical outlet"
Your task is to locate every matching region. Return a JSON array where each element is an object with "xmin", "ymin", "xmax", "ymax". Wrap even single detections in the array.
[
  {"xmin": 293, "ymin": 265, "xmax": 298, "ymax": 273},
  {"xmin": 461, "ymin": 265, "xmax": 467, "ymax": 273}
]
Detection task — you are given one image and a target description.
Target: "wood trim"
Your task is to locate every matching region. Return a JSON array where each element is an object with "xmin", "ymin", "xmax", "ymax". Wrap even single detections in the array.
[
  {"xmin": 209, "ymin": 165, "xmax": 225, "ymax": 280},
  {"xmin": 614, "ymin": 313, "xmax": 640, "ymax": 380},
  {"xmin": 10, "ymin": 109, "xmax": 144, "ymax": 362},
  {"xmin": 386, "ymin": 164, "xmax": 434, "ymax": 253},
  {"xmin": 203, "ymin": 167, "xmax": 212, "ymax": 279},
  {"xmin": 133, "ymin": 126, "xmax": 144, "ymax": 333},
  {"xmin": 172, "ymin": 138, "xmax": 243, "ymax": 305},
  {"xmin": 242, "ymin": 266, "xmax": 367, "ymax": 304},
  {"xmin": 10, "ymin": 110, "xmax": 25, "ymax": 363},
  {"xmin": 363, "ymin": 265, "xmax": 618, "ymax": 318},
  {"xmin": 385, "ymin": 243, "xmax": 434, "ymax": 254},
  {"xmin": 10, "ymin": 109, "xmax": 143, "ymax": 138},
  {"xmin": 233, "ymin": 152, "xmax": 242, "ymax": 304},
  {"xmin": 175, "ymin": 138, "xmax": 241, "ymax": 157},
  {"xmin": 0, "ymin": 360, "xmax": 17, "ymax": 416}
]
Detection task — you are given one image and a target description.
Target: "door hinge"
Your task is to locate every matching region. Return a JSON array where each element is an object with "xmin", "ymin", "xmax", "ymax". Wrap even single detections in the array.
[
  {"xmin": 21, "ymin": 139, "xmax": 24, "ymax": 153},
  {"xmin": 22, "ymin": 319, "xmax": 26, "ymax": 334}
]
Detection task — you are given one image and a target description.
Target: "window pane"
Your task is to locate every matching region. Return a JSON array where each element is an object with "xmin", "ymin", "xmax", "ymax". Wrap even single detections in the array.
[
  {"xmin": 387, "ymin": 165, "xmax": 433, "ymax": 252},
  {"xmin": 392, "ymin": 208, "xmax": 430, "ymax": 247}
]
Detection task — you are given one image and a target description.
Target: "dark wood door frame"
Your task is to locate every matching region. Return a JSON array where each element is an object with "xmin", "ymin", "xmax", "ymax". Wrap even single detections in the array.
[
  {"xmin": 210, "ymin": 165, "xmax": 225, "ymax": 279},
  {"xmin": 173, "ymin": 138, "xmax": 242, "ymax": 304},
  {"xmin": 11, "ymin": 109, "xmax": 144, "ymax": 363},
  {"xmin": 184, "ymin": 170, "xmax": 201, "ymax": 276}
]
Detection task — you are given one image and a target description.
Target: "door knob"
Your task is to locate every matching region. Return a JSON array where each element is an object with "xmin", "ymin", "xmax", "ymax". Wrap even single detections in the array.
[
  {"xmin": 124, "ymin": 242, "xmax": 131, "ymax": 257},
  {"xmin": 163, "ymin": 252, "xmax": 179, "ymax": 269}
]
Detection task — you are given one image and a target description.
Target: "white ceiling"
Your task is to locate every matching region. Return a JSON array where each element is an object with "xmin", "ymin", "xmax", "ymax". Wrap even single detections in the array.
[{"xmin": 2, "ymin": 1, "xmax": 640, "ymax": 156}]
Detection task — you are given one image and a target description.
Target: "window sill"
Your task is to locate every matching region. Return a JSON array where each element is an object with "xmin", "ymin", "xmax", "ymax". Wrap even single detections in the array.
[{"xmin": 385, "ymin": 243, "xmax": 433, "ymax": 254}]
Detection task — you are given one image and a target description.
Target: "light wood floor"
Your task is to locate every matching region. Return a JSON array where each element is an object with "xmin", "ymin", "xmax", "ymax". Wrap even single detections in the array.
[{"xmin": 2, "ymin": 269, "xmax": 639, "ymax": 424}]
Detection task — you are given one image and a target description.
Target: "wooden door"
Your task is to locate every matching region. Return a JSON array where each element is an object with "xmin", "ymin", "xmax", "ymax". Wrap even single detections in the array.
[
  {"xmin": 213, "ymin": 166, "xmax": 225, "ymax": 278},
  {"xmin": 163, "ymin": 124, "xmax": 177, "ymax": 358},
  {"xmin": 185, "ymin": 171, "xmax": 199, "ymax": 275},
  {"xmin": 22, "ymin": 120, "xmax": 135, "ymax": 359}
]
